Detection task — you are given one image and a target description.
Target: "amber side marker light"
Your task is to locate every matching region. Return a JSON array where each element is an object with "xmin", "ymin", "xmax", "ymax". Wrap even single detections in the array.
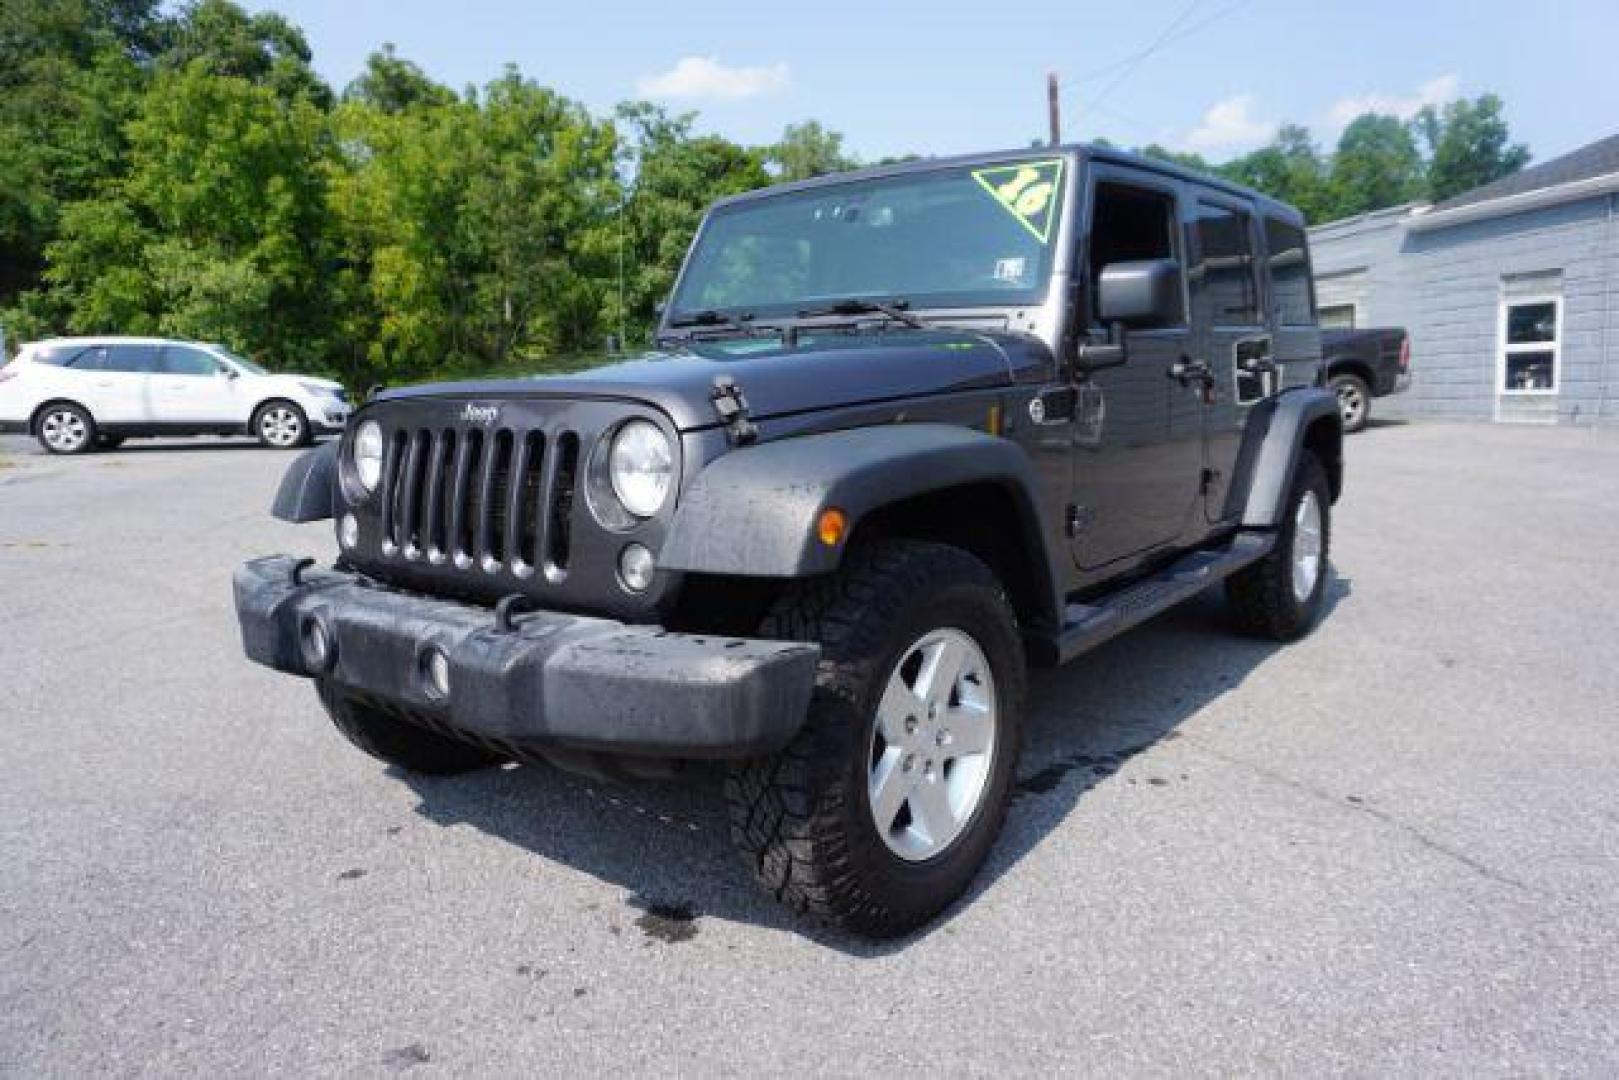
[{"xmin": 817, "ymin": 508, "xmax": 848, "ymax": 547}]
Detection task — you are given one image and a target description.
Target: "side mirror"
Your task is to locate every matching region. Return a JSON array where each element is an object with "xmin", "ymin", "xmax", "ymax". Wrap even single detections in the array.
[
  {"xmin": 1096, "ymin": 258, "xmax": 1182, "ymax": 327},
  {"xmin": 220, "ymin": 364, "xmax": 239, "ymax": 379}
]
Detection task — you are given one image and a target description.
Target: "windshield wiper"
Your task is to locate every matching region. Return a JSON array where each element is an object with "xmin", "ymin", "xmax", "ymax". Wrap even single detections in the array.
[
  {"xmin": 667, "ymin": 308, "xmax": 754, "ymax": 332},
  {"xmin": 795, "ymin": 298, "xmax": 927, "ymax": 330}
]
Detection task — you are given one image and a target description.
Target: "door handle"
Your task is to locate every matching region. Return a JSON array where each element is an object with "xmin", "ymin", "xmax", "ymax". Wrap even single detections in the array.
[{"xmin": 1168, "ymin": 357, "xmax": 1213, "ymax": 385}]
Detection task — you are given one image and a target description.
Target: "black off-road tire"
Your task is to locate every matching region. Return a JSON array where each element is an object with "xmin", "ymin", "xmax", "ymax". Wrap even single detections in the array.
[
  {"xmin": 1225, "ymin": 450, "xmax": 1332, "ymax": 641},
  {"xmin": 725, "ymin": 540, "xmax": 1027, "ymax": 939},
  {"xmin": 1330, "ymin": 373, "xmax": 1372, "ymax": 433},
  {"xmin": 316, "ymin": 681, "xmax": 502, "ymax": 775}
]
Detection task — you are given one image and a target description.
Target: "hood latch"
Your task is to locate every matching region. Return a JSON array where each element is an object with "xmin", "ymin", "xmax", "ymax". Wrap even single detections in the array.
[{"xmin": 710, "ymin": 376, "xmax": 758, "ymax": 446}]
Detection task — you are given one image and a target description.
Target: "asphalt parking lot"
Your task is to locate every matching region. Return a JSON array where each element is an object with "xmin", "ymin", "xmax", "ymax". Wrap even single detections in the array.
[{"xmin": 2, "ymin": 421, "xmax": 1617, "ymax": 1075}]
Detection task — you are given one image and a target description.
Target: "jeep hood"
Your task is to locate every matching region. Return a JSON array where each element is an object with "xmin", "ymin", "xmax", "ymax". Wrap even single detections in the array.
[{"xmin": 376, "ymin": 330, "xmax": 1048, "ymax": 431}]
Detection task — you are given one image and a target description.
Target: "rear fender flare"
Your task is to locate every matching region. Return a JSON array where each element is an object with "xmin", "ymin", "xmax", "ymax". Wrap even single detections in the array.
[{"xmin": 1228, "ymin": 387, "xmax": 1342, "ymax": 527}]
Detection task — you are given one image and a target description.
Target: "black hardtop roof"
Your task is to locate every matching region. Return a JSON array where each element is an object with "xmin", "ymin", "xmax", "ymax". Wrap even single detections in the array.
[{"xmin": 709, "ymin": 142, "xmax": 1306, "ymax": 227}]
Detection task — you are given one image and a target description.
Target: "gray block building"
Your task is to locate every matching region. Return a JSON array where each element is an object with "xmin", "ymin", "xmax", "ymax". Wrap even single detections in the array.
[{"xmin": 1309, "ymin": 135, "xmax": 1619, "ymax": 424}]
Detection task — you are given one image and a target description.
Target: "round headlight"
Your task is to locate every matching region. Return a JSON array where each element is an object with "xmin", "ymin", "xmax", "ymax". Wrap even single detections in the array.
[
  {"xmin": 608, "ymin": 420, "xmax": 673, "ymax": 517},
  {"xmin": 352, "ymin": 420, "xmax": 384, "ymax": 492}
]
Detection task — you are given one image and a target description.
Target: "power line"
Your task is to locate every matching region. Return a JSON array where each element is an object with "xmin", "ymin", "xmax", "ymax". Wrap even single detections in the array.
[
  {"xmin": 1089, "ymin": 0, "xmax": 1203, "ymax": 111},
  {"xmin": 1063, "ymin": 0, "xmax": 1252, "ymax": 99}
]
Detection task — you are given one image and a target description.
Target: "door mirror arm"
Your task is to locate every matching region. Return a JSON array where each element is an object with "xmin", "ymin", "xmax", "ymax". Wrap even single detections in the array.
[{"xmin": 1074, "ymin": 321, "xmax": 1128, "ymax": 373}]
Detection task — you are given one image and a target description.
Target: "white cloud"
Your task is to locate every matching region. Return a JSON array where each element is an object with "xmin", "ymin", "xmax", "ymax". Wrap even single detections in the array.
[
  {"xmin": 635, "ymin": 56, "xmax": 790, "ymax": 102},
  {"xmin": 1183, "ymin": 95, "xmax": 1276, "ymax": 154},
  {"xmin": 1327, "ymin": 74, "xmax": 1460, "ymax": 132}
]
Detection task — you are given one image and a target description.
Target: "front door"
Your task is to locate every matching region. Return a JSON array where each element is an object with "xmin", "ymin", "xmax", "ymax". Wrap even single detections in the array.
[
  {"xmin": 152, "ymin": 344, "xmax": 240, "ymax": 424},
  {"xmin": 1070, "ymin": 169, "xmax": 1203, "ymax": 571}
]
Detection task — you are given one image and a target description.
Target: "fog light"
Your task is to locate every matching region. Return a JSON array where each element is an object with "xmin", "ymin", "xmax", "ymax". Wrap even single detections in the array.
[
  {"xmin": 422, "ymin": 646, "xmax": 451, "ymax": 699},
  {"xmin": 299, "ymin": 615, "xmax": 335, "ymax": 673},
  {"xmin": 338, "ymin": 512, "xmax": 359, "ymax": 549},
  {"xmin": 618, "ymin": 543, "xmax": 656, "ymax": 592}
]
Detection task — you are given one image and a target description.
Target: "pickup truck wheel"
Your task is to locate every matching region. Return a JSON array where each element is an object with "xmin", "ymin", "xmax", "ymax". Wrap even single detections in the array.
[
  {"xmin": 1330, "ymin": 373, "xmax": 1371, "ymax": 433},
  {"xmin": 1225, "ymin": 450, "xmax": 1331, "ymax": 641},
  {"xmin": 726, "ymin": 540, "xmax": 1026, "ymax": 939},
  {"xmin": 316, "ymin": 680, "xmax": 502, "ymax": 775}
]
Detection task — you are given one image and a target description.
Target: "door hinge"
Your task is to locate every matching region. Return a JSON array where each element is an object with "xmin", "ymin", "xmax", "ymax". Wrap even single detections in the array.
[
  {"xmin": 1065, "ymin": 503, "xmax": 1093, "ymax": 538},
  {"xmin": 1199, "ymin": 468, "xmax": 1220, "ymax": 495},
  {"xmin": 710, "ymin": 375, "xmax": 758, "ymax": 446}
]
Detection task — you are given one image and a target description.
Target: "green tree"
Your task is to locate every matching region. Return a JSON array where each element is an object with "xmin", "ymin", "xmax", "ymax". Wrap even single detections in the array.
[
  {"xmin": 160, "ymin": 0, "xmax": 331, "ymax": 107},
  {"xmin": 612, "ymin": 103, "xmax": 770, "ymax": 340},
  {"xmin": 1325, "ymin": 114, "xmax": 1425, "ymax": 218},
  {"xmin": 1136, "ymin": 143, "xmax": 1213, "ymax": 173},
  {"xmin": 46, "ymin": 64, "xmax": 337, "ymax": 366},
  {"xmin": 1222, "ymin": 124, "xmax": 1332, "ymax": 222},
  {"xmin": 1414, "ymin": 94, "xmax": 1530, "ymax": 202},
  {"xmin": 0, "ymin": 0, "xmax": 160, "ymax": 303},
  {"xmin": 342, "ymin": 42, "xmax": 454, "ymax": 114},
  {"xmin": 769, "ymin": 119, "xmax": 856, "ymax": 182}
]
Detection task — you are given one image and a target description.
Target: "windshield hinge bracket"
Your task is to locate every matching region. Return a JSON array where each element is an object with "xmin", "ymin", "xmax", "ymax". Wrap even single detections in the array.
[{"xmin": 710, "ymin": 376, "xmax": 759, "ymax": 446}]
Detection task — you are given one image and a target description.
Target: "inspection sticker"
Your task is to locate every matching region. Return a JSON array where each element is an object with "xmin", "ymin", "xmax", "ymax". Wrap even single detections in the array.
[{"xmin": 972, "ymin": 158, "xmax": 1064, "ymax": 244}]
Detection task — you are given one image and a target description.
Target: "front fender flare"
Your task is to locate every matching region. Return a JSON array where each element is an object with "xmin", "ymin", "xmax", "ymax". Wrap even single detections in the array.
[
  {"xmin": 271, "ymin": 440, "xmax": 338, "ymax": 523},
  {"xmin": 661, "ymin": 422, "xmax": 1057, "ymax": 585}
]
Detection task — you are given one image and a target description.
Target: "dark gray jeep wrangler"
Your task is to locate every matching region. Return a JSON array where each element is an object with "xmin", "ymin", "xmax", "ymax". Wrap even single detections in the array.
[{"xmin": 236, "ymin": 145, "xmax": 1341, "ymax": 938}]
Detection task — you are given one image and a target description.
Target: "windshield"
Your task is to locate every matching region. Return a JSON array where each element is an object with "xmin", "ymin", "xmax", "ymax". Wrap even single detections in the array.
[
  {"xmin": 669, "ymin": 157, "xmax": 1067, "ymax": 321},
  {"xmin": 213, "ymin": 347, "xmax": 267, "ymax": 375}
]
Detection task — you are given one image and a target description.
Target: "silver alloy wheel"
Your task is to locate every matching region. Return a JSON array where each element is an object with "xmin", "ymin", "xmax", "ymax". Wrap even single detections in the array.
[
  {"xmin": 40, "ymin": 409, "xmax": 89, "ymax": 453},
  {"xmin": 868, "ymin": 627, "xmax": 998, "ymax": 862},
  {"xmin": 259, "ymin": 405, "xmax": 302, "ymax": 447},
  {"xmin": 1291, "ymin": 489, "xmax": 1324, "ymax": 603},
  {"xmin": 1335, "ymin": 380, "xmax": 1366, "ymax": 429}
]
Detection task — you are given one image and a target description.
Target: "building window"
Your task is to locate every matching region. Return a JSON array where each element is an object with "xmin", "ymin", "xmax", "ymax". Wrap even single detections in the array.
[
  {"xmin": 1318, "ymin": 303, "xmax": 1356, "ymax": 330},
  {"xmin": 1499, "ymin": 296, "xmax": 1561, "ymax": 394}
]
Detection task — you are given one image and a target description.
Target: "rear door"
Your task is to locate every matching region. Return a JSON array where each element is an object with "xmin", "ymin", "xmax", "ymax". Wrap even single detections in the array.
[
  {"xmin": 152, "ymin": 344, "xmax": 238, "ymax": 424},
  {"xmin": 60, "ymin": 344, "xmax": 158, "ymax": 424},
  {"xmin": 1187, "ymin": 195, "xmax": 1269, "ymax": 523}
]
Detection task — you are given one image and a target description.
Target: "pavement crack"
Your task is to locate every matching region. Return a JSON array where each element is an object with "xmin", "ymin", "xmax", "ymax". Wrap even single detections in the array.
[{"xmin": 1180, "ymin": 736, "xmax": 1543, "ymax": 897}]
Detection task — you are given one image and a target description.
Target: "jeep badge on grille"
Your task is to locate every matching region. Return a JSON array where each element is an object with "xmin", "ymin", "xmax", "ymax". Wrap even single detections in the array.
[{"xmin": 461, "ymin": 403, "xmax": 499, "ymax": 427}]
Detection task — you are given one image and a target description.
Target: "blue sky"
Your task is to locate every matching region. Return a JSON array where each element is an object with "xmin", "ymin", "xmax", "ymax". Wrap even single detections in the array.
[{"xmin": 257, "ymin": 0, "xmax": 1619, "ymax": 166}]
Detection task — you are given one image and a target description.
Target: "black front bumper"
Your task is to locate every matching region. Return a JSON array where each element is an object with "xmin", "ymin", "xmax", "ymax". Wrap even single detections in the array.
[{"xmin": 233, "ymin": 555, "xmax": 819, "ymax": 758}]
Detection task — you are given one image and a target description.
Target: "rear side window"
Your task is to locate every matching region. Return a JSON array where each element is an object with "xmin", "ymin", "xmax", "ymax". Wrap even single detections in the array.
[
  {"xmin": 1264, "ymin": 216, "xmax": 1314, "ymax": 327},
  {"xmin": 105, "ymin": 345, "xmax": 161, "ymax": 373},
  {"xmin": 159, "ymin": 345, "xmax": 221, "ymax": 376},
  {"xmin": 1192, "ymin": 202, "xmax": 1259, "ymax": 326},
  {"xmin": 34, "ymin": 344, "xmax": 91, "ymax": 367}
]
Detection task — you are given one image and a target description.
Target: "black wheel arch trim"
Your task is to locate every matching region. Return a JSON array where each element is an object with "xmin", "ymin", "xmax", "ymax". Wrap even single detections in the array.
[
  {"xmin": 272, "ymin": 440, "xmax": 339, "ymax": 522},
  {"xmin": 1225, "ymin": 387, "xmax": 1343, "ymax": 528},
  {"xmin": 660, "ymin": 423, "xmax": 1062, "ymax": 631}
]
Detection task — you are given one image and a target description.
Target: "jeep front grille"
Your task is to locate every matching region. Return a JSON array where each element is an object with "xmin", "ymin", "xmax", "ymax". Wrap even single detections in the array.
[{"xmin": 379, "ymin": 423, "xmax": 580, "ymax": 578}]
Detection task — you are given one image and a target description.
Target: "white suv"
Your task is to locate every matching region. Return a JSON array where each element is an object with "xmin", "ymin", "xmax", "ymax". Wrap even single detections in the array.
[{"xmin": 0, "ymin": 337, "xmax": 350, "ymax": 454}]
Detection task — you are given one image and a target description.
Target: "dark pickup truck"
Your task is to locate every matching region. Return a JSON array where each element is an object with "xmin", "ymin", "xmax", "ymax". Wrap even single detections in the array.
[{"xmin": 1321, "ymin": 327, "xmax": 1410, "ymax": 432}]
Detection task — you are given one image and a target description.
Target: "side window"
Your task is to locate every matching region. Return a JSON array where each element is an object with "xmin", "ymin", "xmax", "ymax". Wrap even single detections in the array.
[
  {"xmin": 65, "ymin": 346, "xmax": 109, "ymax": 370},
  {"xmin": 1087, "ymin": 181, "xmax": 1184, "ymax": 325},
  {"xmin": 106, "ymin": 345, "xmax": 161, "ymax": 373},
  {"xmin": 159, "ymin": 345, "xmax": 222, "ymax": 376},
  {"xmin": 1263, "ymin": 216, "xmax": 1313, "ymax": 327},
  {"xmin": 1192, "ymin": 202, "xmax": 1259, "ymax": 326},
  {"xmin": 38, "ymin": 344, "xmax": 91, "ymax": 367}
]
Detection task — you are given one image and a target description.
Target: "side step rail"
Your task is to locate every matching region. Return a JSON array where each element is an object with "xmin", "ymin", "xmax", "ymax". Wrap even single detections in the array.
[{"xmin": 1055, "ymin": 532, "xmax": 1276, "ymax": 664}]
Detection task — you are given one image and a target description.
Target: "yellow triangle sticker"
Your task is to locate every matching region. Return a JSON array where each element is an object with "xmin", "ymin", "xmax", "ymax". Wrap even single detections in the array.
[{"xmin": 972, "ymin": 159, "xmax": 1065, "ymax": 244}]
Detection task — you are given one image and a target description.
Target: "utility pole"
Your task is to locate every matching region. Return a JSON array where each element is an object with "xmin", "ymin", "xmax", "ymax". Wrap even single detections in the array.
[{"xmin": 1047, "ymin": 72, "xmax": 1062, "ymax": 147}]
